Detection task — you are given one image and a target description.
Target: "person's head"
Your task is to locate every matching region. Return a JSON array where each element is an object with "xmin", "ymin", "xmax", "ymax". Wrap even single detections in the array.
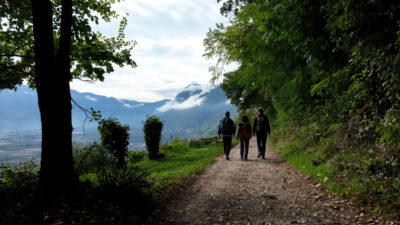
[
  {"xmin": 225, "ymin": 111, "xmax": 230, "ymax": 117},
  {"xmin": 242, "ymin": 115, "xmax": 249, "ymax": 123},
  {"xmin": 258, "ymin": 108, "xmax": 264, "ymax": 115}
]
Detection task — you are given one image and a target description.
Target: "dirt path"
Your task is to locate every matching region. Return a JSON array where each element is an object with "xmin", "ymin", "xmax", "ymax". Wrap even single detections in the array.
[{"xmin": 151, "ymin": 139, "xmax": 383, "ymax": 225}]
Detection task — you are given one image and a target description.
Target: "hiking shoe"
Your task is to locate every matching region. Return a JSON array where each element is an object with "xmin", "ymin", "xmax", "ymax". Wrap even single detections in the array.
[
  {"xmin": 226, "ymin": 155, "xmax": 230, "ymax": 160},
  {"xmin": 257, "ymin": 152, "xmax": 261, "ymax": 158}
]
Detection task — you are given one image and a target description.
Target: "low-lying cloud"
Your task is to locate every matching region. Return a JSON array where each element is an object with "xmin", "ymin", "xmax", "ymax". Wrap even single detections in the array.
[
  {"xmin": 85, "ymin": 95, "xmax": 98, "ymax": 102},
  {"xmin": 157, "ymin": 84, "xmax": 213, "ymax": 112}
]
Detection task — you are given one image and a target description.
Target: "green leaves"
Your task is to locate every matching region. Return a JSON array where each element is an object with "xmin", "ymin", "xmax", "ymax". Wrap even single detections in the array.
[
  {"xmin": 143, "ymin": 115, "xmax": 164, "ymax": 160},
  {"xmin": 98, "ymin": 117, "xmax": 130, "ymax": 168},
  {"xmin": 0, "ymin": 0, "xmax": 136, "ymax": 90}
]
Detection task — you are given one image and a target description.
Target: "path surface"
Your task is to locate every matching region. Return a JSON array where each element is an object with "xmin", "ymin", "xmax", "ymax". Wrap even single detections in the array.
[{"xmin": 151, "ymin": 139, "xmax": 382, "ymax": 225}]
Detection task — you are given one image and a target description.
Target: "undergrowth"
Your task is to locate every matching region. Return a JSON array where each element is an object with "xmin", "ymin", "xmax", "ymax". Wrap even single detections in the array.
[
  {"xmin": 271, "ymin": 121, "xmax": 400, "ymax": 222},
  {"xmin": 0, "ymin": 135, "xmax": 237, "ymax": 224}
]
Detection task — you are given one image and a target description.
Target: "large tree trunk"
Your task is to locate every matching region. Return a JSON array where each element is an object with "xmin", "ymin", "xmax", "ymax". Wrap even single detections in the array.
[{"xmin": 31, "ymin": 0, "xmax": 77, "ymax": 189}]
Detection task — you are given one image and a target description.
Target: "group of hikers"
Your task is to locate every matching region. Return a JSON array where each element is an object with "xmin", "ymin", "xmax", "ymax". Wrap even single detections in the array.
[{"xmin": 218, "ymin": 109, "xmax": 270, "ymax": 161}]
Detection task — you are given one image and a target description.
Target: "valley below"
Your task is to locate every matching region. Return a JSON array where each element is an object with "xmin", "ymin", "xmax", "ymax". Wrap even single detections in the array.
[{"xmin": 0, "ymin": 83, "xmax": 237, "ymax": 164}]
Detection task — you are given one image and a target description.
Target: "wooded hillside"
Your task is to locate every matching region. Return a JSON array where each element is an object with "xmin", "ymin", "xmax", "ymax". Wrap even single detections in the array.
[{"xmin": 205, "ymin": 0, "xmax": 400, "ymax": 219}]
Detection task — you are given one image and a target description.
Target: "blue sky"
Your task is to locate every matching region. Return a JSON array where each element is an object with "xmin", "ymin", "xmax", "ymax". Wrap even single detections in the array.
[{"xmin": 70, "ymin": 0, "xmax": 229, "ymax": 102}]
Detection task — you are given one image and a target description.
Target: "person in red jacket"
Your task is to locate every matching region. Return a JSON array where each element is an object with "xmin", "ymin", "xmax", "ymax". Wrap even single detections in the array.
[{"xmin": 236, "ymin": 115, "xmax": 252, "ymax": 160}]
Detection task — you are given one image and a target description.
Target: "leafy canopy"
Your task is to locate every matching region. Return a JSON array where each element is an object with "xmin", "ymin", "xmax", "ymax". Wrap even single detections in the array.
[
  {"xmin": 0, "ymin": 0, "xmax": 136, "ymax": 90},
  {"xmin": 205, "ymin": 0, "xmax": 400, "ymax": 121}
]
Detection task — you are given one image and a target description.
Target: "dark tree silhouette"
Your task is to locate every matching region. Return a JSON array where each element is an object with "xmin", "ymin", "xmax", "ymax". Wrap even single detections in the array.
[{"xmin": 1, "ymin": 0, "xmax": 136, "ymax": 189}]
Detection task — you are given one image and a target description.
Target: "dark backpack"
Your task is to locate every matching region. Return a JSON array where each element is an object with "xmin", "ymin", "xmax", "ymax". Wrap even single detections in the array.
[
  {"xmin": 256, "ymin": 115, "xmax": 267, "ymax": 133},
  {"xmin": 238, "ymin": 123, "xmax": 250, "ymax": 141},
  {"xmin": 219, "ymin": 117, "xmax": 232, "ymax": 135}
]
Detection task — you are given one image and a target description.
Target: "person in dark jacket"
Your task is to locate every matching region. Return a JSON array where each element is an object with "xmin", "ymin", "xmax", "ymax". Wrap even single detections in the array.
[
  {"xmin": 253, "ymin": 108, "xmax": 271, "ymax": 159},
  {"xmin": 236, "ymin": 115, "xmax": 252, "ymax": 160},
  {"xmin": 218, "ymin": 111, "xmax": 235, "ymax": 160}
]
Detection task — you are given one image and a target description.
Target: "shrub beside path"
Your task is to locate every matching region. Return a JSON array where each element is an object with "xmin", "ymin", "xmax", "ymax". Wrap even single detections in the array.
[{"xmin": 152, "ymin": 139, "xmax": 385, "ymax": 225}]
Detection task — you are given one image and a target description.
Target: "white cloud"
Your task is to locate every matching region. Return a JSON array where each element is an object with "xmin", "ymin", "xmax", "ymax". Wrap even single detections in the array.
[
  {"xmin": 123, "ymin": 103, "xmax": 144, "ymax": 108},
  {"xmin": 157, "ymin": 95, "xmax": 205, "ymax": 112},
  {"xmin": 156, "ymin": 84, "xmax": 214, "ymax": 112},
  {"xmin": 70, "ymin": 0, "xmax": 230, "ymax": 102},
  {"xmin": 23, "ymin": 91, "xmax": 34, "ymax": 95},
  {"xmin": 85, "ymin": 95, "xmax": 98, "ymax": 102},
  {"xmin": 123, "ymin": 103, "xmax": 134, "ymax": 108}
]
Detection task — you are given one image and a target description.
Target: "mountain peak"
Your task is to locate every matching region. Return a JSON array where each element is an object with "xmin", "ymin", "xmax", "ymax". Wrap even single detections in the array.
[
  {"xmin": 183, "ymin": 82, "xmax": 201, "ymax": 91},
  {"xmin": 175, "ymin": 83, "xmax": 203, "ymax": 103}
]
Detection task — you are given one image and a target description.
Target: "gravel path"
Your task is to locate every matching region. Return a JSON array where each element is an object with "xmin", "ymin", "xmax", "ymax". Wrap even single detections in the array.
[{"xmin": 152, "ymin": 139, "xmax": 384, "ymax": 225}]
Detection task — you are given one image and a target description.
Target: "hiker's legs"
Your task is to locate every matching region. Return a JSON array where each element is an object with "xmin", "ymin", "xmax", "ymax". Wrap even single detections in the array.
[
  {"xmin": 223, "ymin": 136, "xmax": 232, "ymax": 159},
  {"xmin": 226, "ymin": 136, "xmax": 232, "ymax": 155},
  {"xmin": 261, "ymin": 135, "xmax": 267, "ymax": 159},
  {"xmin": 223, "ymin": 137, "xmax": 229, "ymax": 155},
  {"xmin": 244, "ymin": 140, "xmax": 249, "ymax": 160},
  {"xmin": 240, "ymin": 141, "xmax": 244, "ymax": 159},
  {"xmin": 256, "ymin": 133, "xmax": 263, "ymax": 156}
]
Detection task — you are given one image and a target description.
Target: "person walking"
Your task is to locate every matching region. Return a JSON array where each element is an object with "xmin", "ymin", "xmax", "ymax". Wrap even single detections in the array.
[
  {"xmin": 253, "ymin": 108, "xmax": 270, "ymax": 159},
  {"xmin": 218, "ymin": 111, "xmax": 235, "ymax": 160},
  {"xmin": 236, "ymin": 115, "xmax": 252, "ymax": 160}
]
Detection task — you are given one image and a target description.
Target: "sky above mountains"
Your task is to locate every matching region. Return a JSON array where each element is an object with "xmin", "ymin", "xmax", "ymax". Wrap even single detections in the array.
[{"xmin": 70, "ymin": 0, "xmax": 229, "ymax": 102}]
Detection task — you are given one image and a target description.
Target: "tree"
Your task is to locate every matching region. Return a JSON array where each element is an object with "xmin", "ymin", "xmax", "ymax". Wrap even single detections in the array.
[
  {"xmin": 98, "ymin": 118, "xmax": 130, "ymax": 168},
  {"xmin": 143, "ymin": 116, "xmax": 163, "ymax": 159},
  {"xmin": 206, "ymin": 0, "xmax": 400, "ymax": 127},
  {"xmin": 0, "ymin": 0, "xmax": 136, "ymax": 189}
]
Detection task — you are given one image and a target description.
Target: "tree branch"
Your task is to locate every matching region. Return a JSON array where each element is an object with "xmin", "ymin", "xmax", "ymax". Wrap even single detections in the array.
[
  {"xmin": 71, "ymin": 97, "xmax": 91, "ymax": 137},
  {"xmin": 0, "ymin": 54, "xmax": 34, "ymax": 59},
  {"xmin": 0, "ymin": 63, "xmax": 34, "ymax": 76},
  {"xmin": 74, "ymin": 77, "xmax": 96, "ymax": 83}
]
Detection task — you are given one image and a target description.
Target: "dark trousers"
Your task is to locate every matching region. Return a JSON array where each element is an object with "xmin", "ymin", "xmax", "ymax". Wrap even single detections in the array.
[
  {"xmin": 240, "ymin": 140, "xmax": 249, "ymax": 159},
  {"xmin": 256, "ymin": 133, "xmax": 267, "ymax": 158},
  {"xmin": 223, "ymin": 136, "xmax": 232, "ymax": 156}
]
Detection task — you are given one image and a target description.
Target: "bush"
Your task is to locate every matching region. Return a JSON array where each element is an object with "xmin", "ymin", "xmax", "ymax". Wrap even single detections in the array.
[
  {"xmin": 90, "ymin": 164, "xmax": 153, "ymax": 212},
  {"xmin": 143, "ymin": 115, "xmax": 163, "ymax": 159},
  {"xmin": 73, "ymin": 143, "xmax": 150, "ymax": 189},
  {"xmin": 0, "ymin": 159, "xmax": 39, "ymax": 189},
  {"xmin": 128, "ymin": 151, "xmax": 147, "ymax": 163},
  {"xmin": 73, "ymin": 142, "xmax": 114, "ymax": 177},
  {"xmin": 98, "ymin": 117, "xmax": 130, "ymax": 168},
  {"xmin": 188, "ymin": 137, "xmax": 218, "ymax": 148}
]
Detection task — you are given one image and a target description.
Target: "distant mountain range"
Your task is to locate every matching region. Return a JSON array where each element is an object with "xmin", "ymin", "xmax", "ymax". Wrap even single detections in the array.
[{"xmin": 0, "ymin": 83, "xmax": 237, "ymax": 143}]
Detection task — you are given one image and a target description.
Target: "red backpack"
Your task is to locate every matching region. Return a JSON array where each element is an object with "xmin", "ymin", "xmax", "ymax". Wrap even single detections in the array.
[{"xmin": 238, "ymin": 123, "xmax": 251, "ymax": 141}]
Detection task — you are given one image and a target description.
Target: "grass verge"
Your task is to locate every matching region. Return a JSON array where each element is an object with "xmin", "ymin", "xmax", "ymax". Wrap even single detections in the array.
[
  {"xmin": 271, "ymin": 132, "xmax": 400, "ymax": 222},
  {"xmin": 132, "ymin": 137, "xmax": 238, "ymax": 195}
]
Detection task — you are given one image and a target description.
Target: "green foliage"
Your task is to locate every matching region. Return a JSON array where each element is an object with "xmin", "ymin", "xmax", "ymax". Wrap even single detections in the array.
[
  {"xmin": 73, "ymin": 142, "xmax": 150, "ymax": 191},
  {"xmin": 98, "ymin": 117, "xmax": 130, "ymax": 168},
  {"xmin": 206, "ymin": 0, "xmax": 400, "ymax": 145},
  {"xmin": 133, "ymin": 137, "xmax": 238, "ymax": 193},
  {"xmin": 376, "ymin": 108, "xmax": 400, "ymax": 149},
  {"xmin": 188, "ymin": 137, "xmax": 219, "ymax": 149},
  {"xmin": 208, "ymin": 1, "xmax": 400, "ymax": 219},
  {"xmin": 0, "ymin": 0, "xmax": 136, "ymax": 90},
  {"xmin": 73, "ymin": 142, "xmax": 114, "ymax": 176},
  {"xmin": 143, "ymin": 115, "xmax": 164, "ymax": 160},
  {"xmin": 128, "ymin": 151, "xmax": 147, "ymax": 163},
  {"xmin": 237, "ymin": 109, "xmax": 258, "ymax": 126},
  {"xmin": 273, "ymin": 123, "xmax": 400, "ymax": 220},
  {"xmin": 0, "ymin": 159, "xmax": 39, "ymax": 189}
]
